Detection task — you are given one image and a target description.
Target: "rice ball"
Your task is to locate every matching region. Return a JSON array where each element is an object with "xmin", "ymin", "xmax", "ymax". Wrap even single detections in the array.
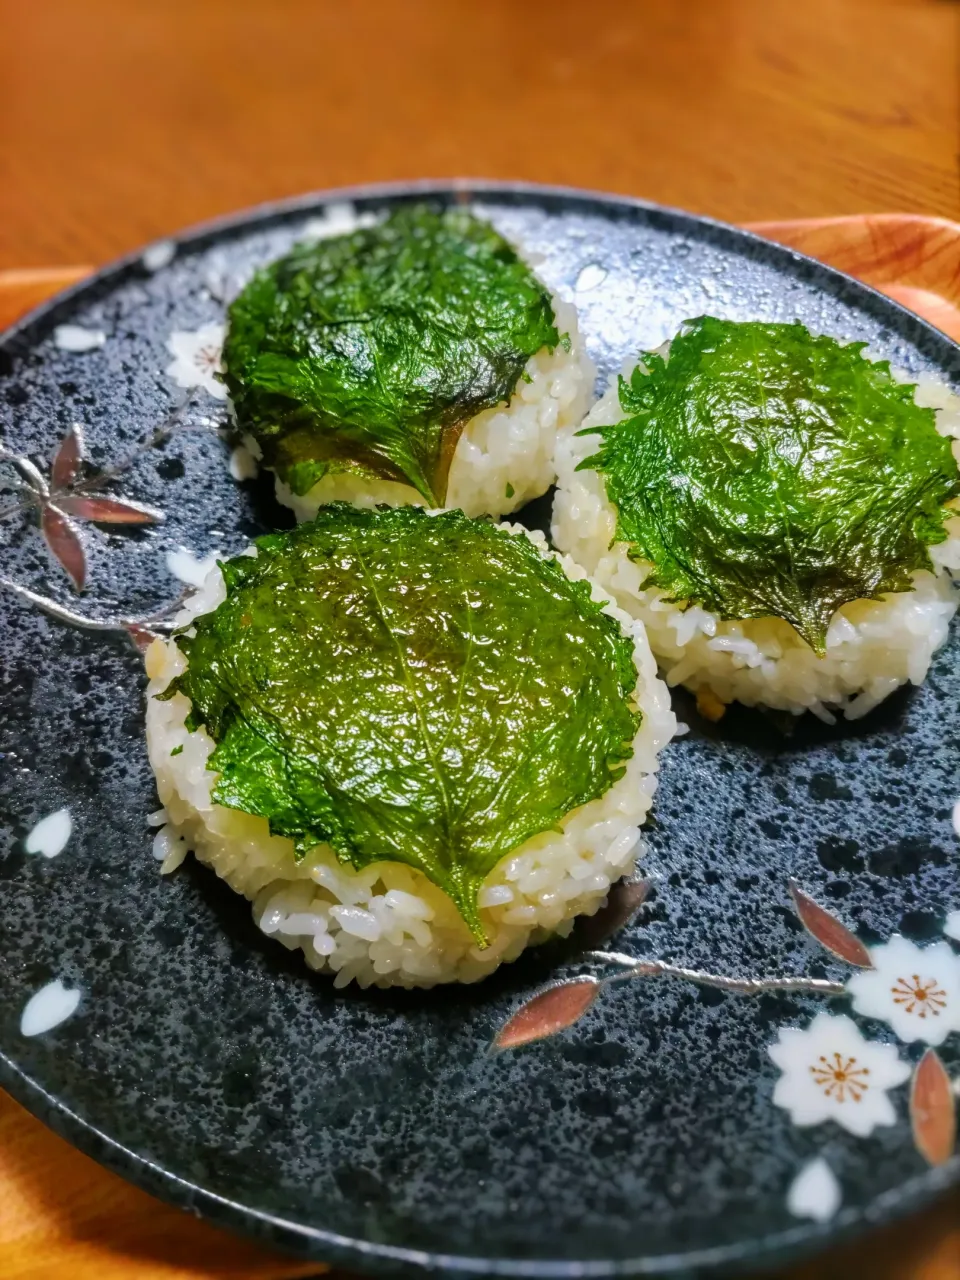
[
  {"xmin": 553, "ymin": 326, "xmax": 960, "ymax": 723},
  {"xmin": 145, "ymin": 507, "xmax": 675, "ymax": 988},
  {"xmin": 223, "ymin": 205, "xmax": 595, "ymax": 521}
]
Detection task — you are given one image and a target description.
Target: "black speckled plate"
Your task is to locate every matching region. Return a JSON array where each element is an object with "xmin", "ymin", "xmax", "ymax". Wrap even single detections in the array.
[{"xmin": 2, "ymin": 182, "xmax": 960, "ymax": 1278}]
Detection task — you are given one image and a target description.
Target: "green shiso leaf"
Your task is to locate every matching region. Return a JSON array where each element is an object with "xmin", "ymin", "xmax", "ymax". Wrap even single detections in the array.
[
  {"xmin": 222, "ymin": 206, "xmax": 559, "ymax": 506},
  {"xmin": 159, "ymin": 505, "xmax": 640, "ymax": 944},
  {"xmin": 578, "ymin": 317, "xmax": 960, "ymax": 654}
]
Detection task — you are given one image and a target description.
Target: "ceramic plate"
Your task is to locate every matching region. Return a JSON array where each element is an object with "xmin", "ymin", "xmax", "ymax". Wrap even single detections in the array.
[{"xmin": 1, "ymin": 182, "xmax": 959, "ymax": 1278}]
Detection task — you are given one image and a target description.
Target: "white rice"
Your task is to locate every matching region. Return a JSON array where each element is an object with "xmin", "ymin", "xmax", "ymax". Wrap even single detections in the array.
[
  {"xmin": 553, "ymin": 360, "xmax": 960, "ymax": 722},
  {"xmin": 266, "ymin": 296, "xmax": 595, "ymax": 521},
  {"xmin": 144, "ymin": 526, "xmax": 676, "ymax": 988}
]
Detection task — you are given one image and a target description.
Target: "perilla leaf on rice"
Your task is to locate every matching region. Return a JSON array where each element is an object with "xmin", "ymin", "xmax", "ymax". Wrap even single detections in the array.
[
  {"xmin": 222, "ymin": 206, "xmax": 559, "ymax": 507},
  {"xmin": 578, "ymin": 317, "xmax": 960, "ymax": 654},
  {"xmin": 157, "ymin": 506, "xmax": 640, "ymax": 945}
]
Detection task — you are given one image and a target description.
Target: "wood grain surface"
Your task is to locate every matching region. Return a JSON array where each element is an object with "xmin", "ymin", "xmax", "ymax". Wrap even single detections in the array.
[
  {"xmin": 749, "ymin": 214, "xmax": 960, "ymax": 342},
  {"xmin": 1, "ymin": 1, "xmax": 959, "ymax": 1277},
  {"xmin": 0, "ymin": 1094, "xmax": 321, "ymax": 1280},
  {"xmin": 1, "ymin": 0, "xmax": 958, "ymax": 271}
]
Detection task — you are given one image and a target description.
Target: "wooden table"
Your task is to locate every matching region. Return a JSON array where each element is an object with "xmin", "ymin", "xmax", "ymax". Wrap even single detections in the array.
[{"xmin": 1, "ymin": 1, "xmax": 958, "ymax": 1277}]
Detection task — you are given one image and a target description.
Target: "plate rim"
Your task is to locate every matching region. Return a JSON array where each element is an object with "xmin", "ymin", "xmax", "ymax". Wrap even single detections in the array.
[
  {"xmin": 1, "ymin": 178, "xmax": 959, "ymax": 1278},
  {"xmin": 3, "ymin": 177, "xmax": 960, "ymax": 372}
]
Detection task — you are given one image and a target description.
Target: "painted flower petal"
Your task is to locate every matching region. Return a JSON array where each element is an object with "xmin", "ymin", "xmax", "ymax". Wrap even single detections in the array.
[
  {"xmin": 491, "ymin": 978, "xmax": 601, "ymax": 1052},
  {"xmin": 165, "ymin": 546, "xmax": 222, "ymax": 587},
  {"xmin": 125, "ymin": 624, "xmax": 158, "ymax": 652},
  {"xmin": 300, "ymin": 203, "xmax": 378, "ymax": 241},
  {"xmin": 11, "ymin": 454, "xmax": 48, "ymax": 497},
  {"xmin": 142, "ymin": 240, "xmax": 176, "ymax": 272},
  {"xmin": 789, "ymin": 880, "xmax": 872, "ymax": 968},
  {"xmin": 911, "ymin": 1048, "xmax": 956, "ymax": 1166},
  {"xmin": 786, "ymin": 1157, "xmax": 842, "ymax": 1224},
  {"xmin": 20, "ymin": 980, "xmax": 81, "ymax": 1037},
  {"xmin": 41, "ymin": 504, "xmax": 86, "ymax": 590},
  {"xmin": 229, "ymin": 443, "xmax": 259, "ymax": 482},
  {"xmin": 24, "ymin": 807, "xmax": 72, "ymax": 858},
  {"xmin": 51, "ymin": 424, "xmax": 84, "ymax": 490},
  {"xmin": 57, "ymin": 494, "xmax": 164, "ymax": 524},
  {"xmin": 54, "ymin": 325, "xmax": 105, "ymax": 353},
  {"xmin": 576, "ymin": 878, "xmax": 650, "ymax": 949}
]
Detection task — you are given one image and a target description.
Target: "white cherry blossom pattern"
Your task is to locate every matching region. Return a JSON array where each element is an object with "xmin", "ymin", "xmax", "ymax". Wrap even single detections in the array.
[
  {"xmin": 944, "ymin": 910, "xmax": 960, "ymax": 943},
  {"xmin": 847, "ymin": 936, "xmax": 960, "ymax": 1047},
  {"xmin": 165, "ymin": 322, "xmax": 227, "ymax": 399},
  {"xmin": 769, "ymin": 1012, "xmax": 910, "ymax": 1137}
]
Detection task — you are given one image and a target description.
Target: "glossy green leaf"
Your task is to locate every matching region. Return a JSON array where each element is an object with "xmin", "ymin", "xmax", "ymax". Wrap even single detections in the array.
[
  {"xmin": 579, "ymin": 317, "xmax": 960, "ymax": 653},
  {"xmin": 222, "ymin": 206, "xmax": 558, "ymax": 504},
  {"xmin": 160, "ymin": 506, "xmax": 640, "ymax": 943}
]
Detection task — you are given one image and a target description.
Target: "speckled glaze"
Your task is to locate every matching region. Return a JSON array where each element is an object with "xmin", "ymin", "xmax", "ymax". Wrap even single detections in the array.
[{"xmin": 1, "ymin": 183, "xmax": 959, "ymax": 1278}]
